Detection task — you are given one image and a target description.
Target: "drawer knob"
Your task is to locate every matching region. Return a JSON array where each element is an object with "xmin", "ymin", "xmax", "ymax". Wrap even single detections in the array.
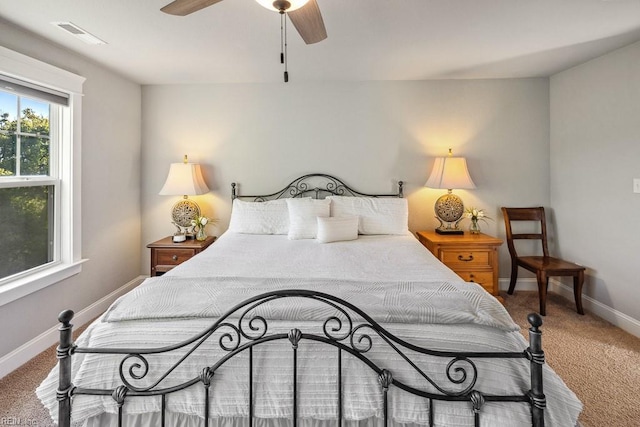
[
  {"xmin": 458, "ymin": 254, "xmax": 474, "ymax": 262},
  {"xmin": 172, "ymin": 255, "xmax": 178, "ymax": 261}
]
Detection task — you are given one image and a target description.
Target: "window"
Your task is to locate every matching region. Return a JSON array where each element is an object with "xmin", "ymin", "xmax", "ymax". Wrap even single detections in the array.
[
  {"xmin": 0, "ymin": 91, "xmax": 57, "ymax": 280},
  {"xmin": 0, "ymin": 46, "xmax": 85, "ymax": 306}
]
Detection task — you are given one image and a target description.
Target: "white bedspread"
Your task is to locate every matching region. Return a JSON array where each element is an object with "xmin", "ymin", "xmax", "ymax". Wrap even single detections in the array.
[
  {"xmin": 165, "ymin": 233, "xmax": 463, "ymax": 283},
  {"xmin": 104, "ymin": 276, "xmax": 518, "ymax": 332},
  {"xmin": 36, "ymin": 232, "xmax": 582, "ymax": 426}
]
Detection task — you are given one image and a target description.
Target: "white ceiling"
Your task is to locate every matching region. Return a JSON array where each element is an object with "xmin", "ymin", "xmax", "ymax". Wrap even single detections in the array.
[{"xmin": 2, "ymin": 0, "xmax": 640, "ymax": 85}]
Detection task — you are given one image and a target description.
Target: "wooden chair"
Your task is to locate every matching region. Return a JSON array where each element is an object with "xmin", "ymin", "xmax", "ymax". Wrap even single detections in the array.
[{"xmin": 501, "ymin": 207, "xmax": 586, "ymax": 316}]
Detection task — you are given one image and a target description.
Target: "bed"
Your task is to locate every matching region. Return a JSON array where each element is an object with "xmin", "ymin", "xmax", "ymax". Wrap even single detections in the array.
[{"xmin": 37, "ymin": 174, "xmax": 582, "ymax": 427}]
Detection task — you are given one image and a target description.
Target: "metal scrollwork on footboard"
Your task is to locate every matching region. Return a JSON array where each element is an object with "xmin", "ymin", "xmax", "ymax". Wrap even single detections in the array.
[{"xmin": 57, "ymin": 290, "xmax": 546, "ymax": 427}]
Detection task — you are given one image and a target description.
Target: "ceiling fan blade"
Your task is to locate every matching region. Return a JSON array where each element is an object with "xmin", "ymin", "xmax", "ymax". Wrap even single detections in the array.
[
  {"xmin": 287, "ymin": 0, "xmax": 327, "ymax": 44},
  {"xmin": 161, "ymin": 0, "xmax": 224, "ymax": 16}
]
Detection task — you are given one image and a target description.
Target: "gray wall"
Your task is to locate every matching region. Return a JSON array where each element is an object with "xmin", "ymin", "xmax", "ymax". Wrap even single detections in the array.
[
  {"xmin": 0, "ymin": 19, "xmax": 142, "ymax": 358},
  {"xmin": 550, "ymin": 41, "xmax": 640, "ymax": 321},
  {"xmin": 7, "ymin": 16, "xmax": 638, "ymax": 364},
  {"xmin": 141, "ymin": 79, "xmax": 551, "ymax": 278}
]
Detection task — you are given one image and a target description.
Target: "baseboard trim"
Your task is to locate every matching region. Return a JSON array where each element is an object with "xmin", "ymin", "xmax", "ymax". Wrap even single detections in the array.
[
  {"xmin": 500, "ymin": 278, "xmax": 640, "ymax": 338},
  {"xmin": 0, "ymin": 275, "xmax": 146, "ymax": 380}
]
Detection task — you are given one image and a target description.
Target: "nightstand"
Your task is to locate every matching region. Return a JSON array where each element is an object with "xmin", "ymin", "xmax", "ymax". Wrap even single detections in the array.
[
  {"xmin": 147, "ymin": 236, "xmax": 216, "ymax": 276},
  {"xmin": 416, "ymin": 231, "xmax": 503, "ymax": 301}
]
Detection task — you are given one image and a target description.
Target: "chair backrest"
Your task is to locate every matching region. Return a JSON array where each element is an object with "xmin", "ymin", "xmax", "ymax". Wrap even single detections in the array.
[{"xmin": 501, "ymin": 207, "xmax": 550, "ymax": 259}]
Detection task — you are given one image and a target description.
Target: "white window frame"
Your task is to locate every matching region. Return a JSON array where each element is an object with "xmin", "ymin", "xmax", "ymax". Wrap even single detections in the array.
[{"xmin": 0, "ymin": 46, "xmax": 86, "ymax": 307}]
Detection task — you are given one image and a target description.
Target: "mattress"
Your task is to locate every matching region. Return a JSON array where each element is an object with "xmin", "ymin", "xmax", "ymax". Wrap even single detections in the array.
[{"xmin": 37, "ymin": 232, "xmax": 582, "ymax": 426}]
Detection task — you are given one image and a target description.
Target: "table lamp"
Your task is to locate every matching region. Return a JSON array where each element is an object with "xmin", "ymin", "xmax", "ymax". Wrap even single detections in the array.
[
  {"xmin": 159, "ymin": 155, "xmax": 209, "ymax": 240},
  {"xmin": 424, "ymin": 149, "xmax": 476, "ymax": 234}
]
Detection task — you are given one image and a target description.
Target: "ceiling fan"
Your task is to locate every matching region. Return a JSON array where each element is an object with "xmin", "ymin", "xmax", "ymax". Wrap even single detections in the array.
[{"xmin": 160, "ymin": 0, "xmax": 327, "ymax": 45}]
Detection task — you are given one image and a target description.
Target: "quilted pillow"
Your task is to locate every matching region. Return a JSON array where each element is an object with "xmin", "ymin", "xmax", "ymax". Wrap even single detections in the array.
[
  {"xmin": 316, "ymin": 216, "xmax": 359, "ymax": 243},
  {"xmin": 228, "ymin": 199, "xmax": 289, "ymax": 234},
  {"xmin": 286, "ymin": 198, "xmax": 330, "ymax": 240},
  {"xmin": 327, "ymin": 196, "xmax": 408, "ymax": 235}
]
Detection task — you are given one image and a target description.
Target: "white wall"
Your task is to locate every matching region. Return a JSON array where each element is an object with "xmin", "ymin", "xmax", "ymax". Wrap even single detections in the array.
[
  {"xmin": 0, "ymin": 20, "xmax": 142, "ymax": 359},
  {"xmin": 550, "ymin": 41, "xmax": 640, "ymax": 322},
  {"xmin": 8, "ymin": 16, "xmax": 639, "ymax": 373},
  {"xmin": 2, "ymin": 10, "xmax": 638, "ymax": 376},
  {"xmin": 141, "ymin": 79, "xmax": 551, "ymax": 277}
]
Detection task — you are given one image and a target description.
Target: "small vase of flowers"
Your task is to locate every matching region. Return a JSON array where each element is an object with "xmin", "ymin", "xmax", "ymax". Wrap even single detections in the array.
[
  {"xmin": 464, "ymin": 207, "xmax": 491, "ymax": 234},
  {"xmin": 192, "ymin": 216, "xmax": 213, "ymax": 241}
]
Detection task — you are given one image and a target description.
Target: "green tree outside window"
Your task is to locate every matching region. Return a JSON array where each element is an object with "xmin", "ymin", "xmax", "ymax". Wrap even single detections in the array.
[{"xmin": 0, "ymin": 96, "xmax": 52, "ymax": 280}]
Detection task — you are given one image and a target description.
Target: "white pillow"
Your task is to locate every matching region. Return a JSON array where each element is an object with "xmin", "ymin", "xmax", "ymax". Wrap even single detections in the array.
[
  {"xmin": 228, "ymin": 199, "xmax": 289, "ymax": 234},
  {"xmin": 327, "ymin": 196, "xmax": 409, "ymax": 235},
  {"xmin": 317, "ymin": 216, "xmax": 359, "ymax": 243},
  {"xmin": 286, "ymin": 198, "xmax": 330, "ymax": 240}
]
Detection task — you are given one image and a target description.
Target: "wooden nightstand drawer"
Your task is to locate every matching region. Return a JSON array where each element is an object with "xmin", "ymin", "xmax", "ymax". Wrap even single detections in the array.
[
  {"xmin": 440, "ymin": 249, "xmax": 491, "ymax": 267},
  {"xmin": 156, "ymin": 248, "xmax": 196, "ymax": 266},
  {"xmin": 416, "ymin": 231, "xmax": 503, "ymax": 301},
  {"xmin": 456, "ymin": 271, "xmax": 494, "ymax": 289},
  {"xmin": 147, "ymin": 236, "xmax": 216, "ymax": 276}
]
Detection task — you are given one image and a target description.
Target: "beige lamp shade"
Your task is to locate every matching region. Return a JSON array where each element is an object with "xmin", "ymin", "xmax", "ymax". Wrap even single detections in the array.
[
  {"xmin": 159, "ymin": 162, "xmax": 209, "ymax": 196},
  {"xmin": 424, "ymin": 157, "xmax": 476, "ymax": 190}
]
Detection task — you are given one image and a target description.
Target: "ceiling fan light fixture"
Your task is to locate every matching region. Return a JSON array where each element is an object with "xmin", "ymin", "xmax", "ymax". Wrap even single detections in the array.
[{"xmin": 256, "ymin": 0, "xmax": 310, "ymax": 12}]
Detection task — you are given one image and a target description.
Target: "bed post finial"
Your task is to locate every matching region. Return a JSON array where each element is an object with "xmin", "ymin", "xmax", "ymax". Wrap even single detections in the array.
[
  {"xmin": 527, "ymin": 313, "xmax": 546, "ymax": 427},
  {"xmin": 231, "ymin": 182, "xmax": 237, "ymax": 200},
  {"xmin": 398, "ymin": 181, "xmax": 404, "ymax": 198},
  {"xmin": 57, "ymin": 310, "xmax": 75, "ymax": 427}
]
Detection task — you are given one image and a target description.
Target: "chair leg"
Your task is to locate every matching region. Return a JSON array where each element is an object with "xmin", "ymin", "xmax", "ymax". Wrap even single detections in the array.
[
  {"xmin": 574, "ymin": 271, "xmax": 585, "ymax": 315},
  {"xmin": 507, "ymin": 261, "xmax": 519, "ymax": 295},
  {"xmin": 537, "ymin": 271, "xmax": 548, "ymax": 316}
]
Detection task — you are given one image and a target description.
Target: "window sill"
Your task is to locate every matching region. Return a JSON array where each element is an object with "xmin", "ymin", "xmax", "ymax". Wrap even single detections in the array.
[{"xmin": 0, "ymin": 259, "xmax": 88, "ymax": 307}]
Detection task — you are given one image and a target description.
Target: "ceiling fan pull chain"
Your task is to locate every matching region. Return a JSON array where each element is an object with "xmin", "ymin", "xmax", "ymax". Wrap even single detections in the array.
[
  {"xmin": 280, "ymin": 12, "xmax": 285, "ymax": 64},
  {"xmin": 284, "ymin": 12, "xmax": 289, "ymax": 82},
  {"xmin": 279, "ymin": 11, "xmax": 289, "ymax": 82}
]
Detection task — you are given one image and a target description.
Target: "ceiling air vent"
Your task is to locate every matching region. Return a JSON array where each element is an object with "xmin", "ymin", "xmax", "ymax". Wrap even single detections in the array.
[{"xmin": 51, "ymin": 22, "xmax": 106, "ymax": 45}]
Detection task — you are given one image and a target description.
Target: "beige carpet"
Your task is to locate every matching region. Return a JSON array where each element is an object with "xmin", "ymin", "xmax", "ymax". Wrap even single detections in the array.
[
  {"xmin": 1, "ymin": 291, "xmax": 639, "ymax": 426},
  {"xmin": 504, "ymin": 291, "xmax": 640, "ymax": 427}
]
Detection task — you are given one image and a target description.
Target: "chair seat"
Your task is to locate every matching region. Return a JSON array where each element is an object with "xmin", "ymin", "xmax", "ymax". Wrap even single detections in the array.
[{"xmin": 518, "ymin": 256, "xmax": 585, "ymax": 275}]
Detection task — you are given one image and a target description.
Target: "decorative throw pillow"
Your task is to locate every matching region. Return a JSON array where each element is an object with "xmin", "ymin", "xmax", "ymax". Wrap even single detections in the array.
[
  {"xmin": 286, "ymin": 198, "xmax": 330, "ymax": 239},
  {"xmin": 228, "ymin": 199, "xmax": 289, "ymax": 234},
  {"xmin": 316, "ymin": 216, "xmax": 359, "ymax": 243},
  {"xmin": 327, "ymin": 196, "xmax": 408, "ymax": 235}
]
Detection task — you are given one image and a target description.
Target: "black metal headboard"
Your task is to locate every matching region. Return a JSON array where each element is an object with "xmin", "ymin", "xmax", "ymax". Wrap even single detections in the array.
[{"xmin": 231, "ymin": 173, "xmax": 403, "ymax": 201}]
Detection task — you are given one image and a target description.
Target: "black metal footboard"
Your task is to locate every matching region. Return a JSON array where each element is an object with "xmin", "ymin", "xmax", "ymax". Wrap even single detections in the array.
[{"xmin": 56, "ymin": 289, "xmax": 546, "ymax": 427}]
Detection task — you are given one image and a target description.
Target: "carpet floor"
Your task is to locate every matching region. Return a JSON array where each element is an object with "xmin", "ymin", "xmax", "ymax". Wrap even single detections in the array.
[
  {"xmin": 0, "ymin": 291, "xmax": 638, "ymax": 426},
  {"xmin": 505, "ymin": 291, "xmax": 640, "ymax": 426}
]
